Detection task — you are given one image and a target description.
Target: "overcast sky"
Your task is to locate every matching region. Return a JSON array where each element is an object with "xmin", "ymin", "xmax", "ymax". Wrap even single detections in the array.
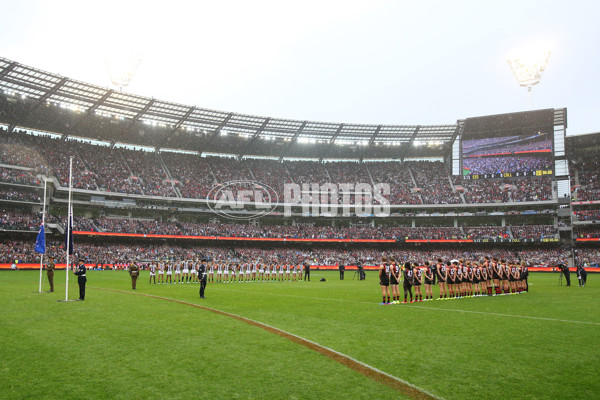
[{"xmin": 2, "ymin": 0, "xmax": 598, "ymax": 135}]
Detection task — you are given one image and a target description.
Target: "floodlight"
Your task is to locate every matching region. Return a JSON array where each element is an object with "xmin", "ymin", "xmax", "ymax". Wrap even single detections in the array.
[
  {"xmin": 104, "ymin": 49, "xmax": 141, "ymax": 90},
  {"xmin": 507, "ymin": 49, "xmax": 551, "ymax": 90}
]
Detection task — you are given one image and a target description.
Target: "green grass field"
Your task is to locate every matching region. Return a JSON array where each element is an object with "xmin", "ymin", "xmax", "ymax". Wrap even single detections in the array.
[{"xmin": 1, "ymin": 270, "xmax": 598, "ymax": 400}]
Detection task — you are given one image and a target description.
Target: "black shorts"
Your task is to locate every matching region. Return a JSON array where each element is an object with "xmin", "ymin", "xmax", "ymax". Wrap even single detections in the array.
[
  {"xmin": 403, "ymin": 281, "xmax": 412, "ymax": 289},
  {"xmin": 446, "ymin": 278, "xmax": 453, "ymax": 285},
  {"xmin": 493, "ymin": 273, "xmax": 500, "ymax": 280},
  {"xmin": 413, "ymin": 282, "xmax": 421, "ymax": 286},
  {"xmin": 380, "ymin": 278, "xmax": 390, "ymax": 287},
  {"xmin": 473, "ymin": 278, "xmax": 479, "ymax": 284},
  {"xmin": 424, "ymin": 279, "xmax": 433, "ymax": 285},
  {"xmin": 390, "ymin": 278, "xmax": 399, "ymax": 285}
]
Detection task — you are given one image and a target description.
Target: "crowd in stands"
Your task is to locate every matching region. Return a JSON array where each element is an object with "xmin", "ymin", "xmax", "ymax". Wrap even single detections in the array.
[
  {"xmin": 454, "ymin": 177, "xmax": 509, "ymax": 203},
  {"xmin": 0, "ymin": 207, "xmax": 560, "ymax": 241},
  {"xmin": 574, "ymin": 210, "xmax": 600, "ymax": 222},
  {"xmin": 0, "ymin": 167, "xmax": 40, "ymax": 186},
  {"xmin": 0, "ymin": 211, "xmax": 40, "ymax": 231},
  {"xmin": 571, "ymin": 160, "xmax": 600, "ymax": 202},
  {"xmin": 161, "ymin": 153, "xmax": 214, "ymax": 199},
  {"xmin": 121, "ymin": 150, "xmax": 177, "ymax": 197},
  {"xmin": 574, "ymin": 228, "xmax": 600, "ymax": 239},
  {"xmin": 76, "ymin": 144, "xmax": 142, "ymax": 194},
  {"xmin": 0, "ymin": 188, "xmax": 42, "ymax": 202},
  {"xmin": 409, "ymin": 161, "xmax": 461, "ymax": 204},
  {"xmin": 574, "ymin": 249, "xmax": 600, "ymax": 267},
  {"xmin": 55, "ymin": 216, "xmax": 510, "ymax": 240},
  {"xmin": 510, "ymin": 177, "xmax": 553, "ymax": 202},
  {"xmin": 511, "ymin": 225, "xmax": 558, "ymax": 240},
  {"xmin": 366, "ymin": 162, "xmax": 421, "ymax": 205},
  {"xmin": 464, "ymin": 226, "xmax": 510, "ymax": 240},
  {"xmin": 0, "ymin": 128, "xmax": 558, "ymax": 205},
  {"xmin": 0, "ymin": 239, "xmax": 570, "ymax": 268}
]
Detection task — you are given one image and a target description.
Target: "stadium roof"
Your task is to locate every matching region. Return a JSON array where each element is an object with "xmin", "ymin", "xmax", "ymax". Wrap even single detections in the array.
[{"xmin": 0, "ymin": 57, "xmax": 459, "ymax": 148}]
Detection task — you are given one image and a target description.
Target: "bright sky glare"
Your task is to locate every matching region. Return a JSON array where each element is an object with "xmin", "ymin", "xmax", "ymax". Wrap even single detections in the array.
[{"xmin": 1, "ymin": 0, "xmax": 598, "ymax": 135}]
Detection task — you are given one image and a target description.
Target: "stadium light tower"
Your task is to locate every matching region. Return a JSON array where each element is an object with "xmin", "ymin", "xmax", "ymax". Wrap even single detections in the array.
[{"xmin": 507, "ymin": 46, "xmax": 551, "ymax": 109}]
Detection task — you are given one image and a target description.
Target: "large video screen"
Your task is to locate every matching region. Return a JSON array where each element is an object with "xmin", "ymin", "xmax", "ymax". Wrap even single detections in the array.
[{"xmin": 461, "ymin": 111, "xmax": 554, "ymax": 180}]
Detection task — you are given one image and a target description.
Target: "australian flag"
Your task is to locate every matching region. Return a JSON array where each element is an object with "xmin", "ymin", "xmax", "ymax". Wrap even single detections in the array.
[
  {"xmin": 65, "ymin": 208, "xmax": 74, "ymax": 255},
  {"xmin": 34, "ymin": 224, "xmax": 46, "ymax": 254}
]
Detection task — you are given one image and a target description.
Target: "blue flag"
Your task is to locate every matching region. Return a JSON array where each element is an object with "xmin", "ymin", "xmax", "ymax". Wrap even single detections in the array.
[
  {"xmin": 34, "ymin": 225, "xmax": 46, "ymax": 254},
  {"xmin": 65, "ymin": 208, "xmax": 74, "ymax": 255}
]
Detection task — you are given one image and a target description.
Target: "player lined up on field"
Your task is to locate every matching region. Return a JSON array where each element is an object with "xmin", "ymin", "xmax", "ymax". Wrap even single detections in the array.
[
  {"xmin": 146, "ymin": 259, "xmax": 305, "ymax": 284},
  {"xmin": 379, "ymin": 256, "xmax": 529, "ymax": 305}
]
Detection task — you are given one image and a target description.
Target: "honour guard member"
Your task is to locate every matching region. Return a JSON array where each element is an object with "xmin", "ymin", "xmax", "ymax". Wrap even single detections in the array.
[
  {"xmin": 129, "ymin": 261, "xmax": 139, "ymax": 289},
  {"xmin": 73, "ymin": 258, "xmax": 87, "ymax": 301},
  {"xmin": 45, "ymin": 255, "xmax": 56, "ymax": 292},
  {"xmin": 198, "ymin": 258, "xmax": 208, "ymax": 298}
]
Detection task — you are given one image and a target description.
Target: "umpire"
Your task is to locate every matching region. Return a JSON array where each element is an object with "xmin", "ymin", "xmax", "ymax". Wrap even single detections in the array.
[
  {"xmin": 198, "ymin": 258, "xmax": 208, "ymax": 298},
  {"xmin": 73, "ymin": 258, "xmax": 87, "ymax": 301},
  {"xmin": 339, "ymin": 264, "xmax": 345, "ymax": 280}
]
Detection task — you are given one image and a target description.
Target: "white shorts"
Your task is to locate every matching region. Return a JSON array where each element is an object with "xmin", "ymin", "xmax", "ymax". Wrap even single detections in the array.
[
  {"xmin": 182, "ymin": 269, "xmax": 189, "ymax": 274},
  {"xmin": 158, "ymin": 271, "xmax": 164, "ymax": 275},
  {"xmin": 279, "ymin": 271, "xmax": 284, "ymax": 274},
  {"xmin": 217, "ymin": 271, "xmax": 222, "ymax": 275},
  {"xmin": 259, "ymin": 269, "xmax": 264, "ymax": 273},
  {"xmin": 167, "ymin": 271, "xmax": 172, "ymax": 275},
  {"xmin": 224, "ymin": 271, "xmax": 229, "ymax": 275},
  {"xmin": 150, "ymin": 272, "xmax": 156, "ymax": 276},
  {"xmin": 191, "ymin": 269, "xmax": 197, "ymax": 274},
  {"xmin": 175, "ymin": 271, "xmax": 181, "ymax": 275}
]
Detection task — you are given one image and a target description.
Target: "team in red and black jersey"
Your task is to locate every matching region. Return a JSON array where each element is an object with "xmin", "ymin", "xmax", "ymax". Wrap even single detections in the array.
[{"xmin": 378, "ymin": 256, "xmax": 529, "ymax": 304}]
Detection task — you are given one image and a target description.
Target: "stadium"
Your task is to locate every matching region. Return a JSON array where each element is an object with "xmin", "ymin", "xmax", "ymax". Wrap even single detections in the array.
[{"xmin": 1, "ymin": 13, "xmax": 599, "ymax": 399}]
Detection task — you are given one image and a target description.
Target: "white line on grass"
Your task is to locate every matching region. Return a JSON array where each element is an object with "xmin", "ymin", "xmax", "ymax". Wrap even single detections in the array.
[{"xmin": 95, "ymin": 287, "xmax": 444, "ymax": 400}]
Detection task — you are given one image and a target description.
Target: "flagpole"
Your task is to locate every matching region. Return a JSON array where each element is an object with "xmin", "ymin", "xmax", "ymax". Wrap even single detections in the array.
[
  {"xmin": 65, "ymin": 157, "xmax": 73, "ymax": 301},
  {"xmin": 38, "ymin": 178, "xmax": 48, "ymax": 293}
]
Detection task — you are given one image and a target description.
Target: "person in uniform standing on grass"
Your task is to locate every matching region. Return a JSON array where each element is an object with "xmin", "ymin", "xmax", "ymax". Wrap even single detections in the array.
[
  {"xmin": 379, "ymin": 257, "xmax": 390, "ymax": 305},
  {"xmin": 149, "ymin": 261, "xmax": 156, "ymax": 284},
  {"xmin": 560, "ymin": 264, "xmax": 571, "ymax": 286},
  {"xmin": 402, "ymin": 261, "xmax": 414, "ymax": 303},
  {"xmin": 423, "ymin": 261, "xmax": 434, "ymax": 301},
  {"xmin": 73, "ymin": 258, "xmax": 87, "ymax": 301},
  {"xmin": 45, "ymin": 255, "xmax": 55, "ymax": 292},
  {"xmin": 436, "ymin": 258, "xmax": 448, "ymax": 300},
  {"xmin": 339, "ymin": 263, "xmax": 345, "ymax": 280},
  {"xmin": 389, "ymin": 258, "xmax": 400, "ymax": 304},
  {"xmin": 304, "ymin": 262, "xmax": 310, "ymax": 281},
  {"xmin": 198, "ymin": 258, "xmax": 208, "ymax": 298},
  {"xmin": 129, "ymin": 261, "xmax": 139, "ymax": 290}
]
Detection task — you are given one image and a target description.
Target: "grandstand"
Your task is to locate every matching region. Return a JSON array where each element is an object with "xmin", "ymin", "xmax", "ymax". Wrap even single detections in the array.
[{"xmin": 0, "ymin": 57, "xmax": 596, "ymax": 270}]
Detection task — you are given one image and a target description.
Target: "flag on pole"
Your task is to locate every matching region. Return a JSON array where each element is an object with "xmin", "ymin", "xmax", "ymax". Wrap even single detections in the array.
[
  {"xmin": 34, "ymin": 224, "xmax": 46, "ymax": 254},
  {"xmin": 65, "ymin": 207, "xmax": 74, "ymax": 255}
]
